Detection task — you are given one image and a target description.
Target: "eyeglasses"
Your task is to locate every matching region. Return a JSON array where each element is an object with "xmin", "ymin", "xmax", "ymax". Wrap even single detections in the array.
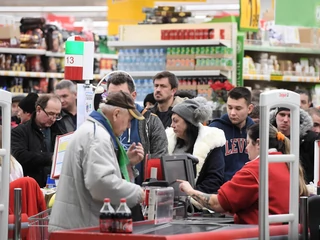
[{"xmin": 38, "ymin": 105, "xmax": 62, "ymax": 121}]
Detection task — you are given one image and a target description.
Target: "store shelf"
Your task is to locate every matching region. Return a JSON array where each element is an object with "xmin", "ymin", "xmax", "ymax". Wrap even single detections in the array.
[
  {"xmin": 45, "ymin": 51, "xmax": 118, "ymax": 59},
  {"xmin": 108, "ymin": 39, "xmax": 231, "ymax": 48},
  {"xmin": 243, "ymin": 74, "xmax": 270, "ymax": 81},
  {"xmin": 244, "ymin": 44, "xmax": 320, "ymax": 54},
  {"xmin": 94, "ymin": 53, "xmax": 118, "ymax": 59},
  {"xmin": 0, "ymin": 47, "xmax": 46, "ymax": 55},
  {"xmin": 128, "ymin": 70, "xmax": 221, "ymax": 78},
  {"xmin": 45, "ymin": 51, "xmax": 65, "ymax": 57},
  {"xmin": 243, "ymin": 74, "xmax": 320, "ymax": 82},
  {"xmin": 0, "ymin": 70, "xmax": 103, "ymax": 80}
]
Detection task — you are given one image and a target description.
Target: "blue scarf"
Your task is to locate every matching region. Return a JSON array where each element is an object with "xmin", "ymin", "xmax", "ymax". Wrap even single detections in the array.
[{"xmin": 89, "ymin": 110, "xmax": 130, "ymax": 182}]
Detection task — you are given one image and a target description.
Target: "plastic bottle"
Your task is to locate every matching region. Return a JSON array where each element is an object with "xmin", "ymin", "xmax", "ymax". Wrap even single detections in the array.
[
  {"xmin": 115, "ymin": 198, "xmax": 132, "ymax": 233},
  {"xmin": 118, "ymin": 49, "xmax": 124, "ymax": 70},
  {"xmin": 100, "ymin": 198, "xmax": 115, "ymax": 233}
]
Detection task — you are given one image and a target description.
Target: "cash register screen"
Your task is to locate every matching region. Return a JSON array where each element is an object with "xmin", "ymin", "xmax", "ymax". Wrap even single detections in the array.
[{"xmin": 161, "ymin": 155, "xmax": 195, "ymax": 199}]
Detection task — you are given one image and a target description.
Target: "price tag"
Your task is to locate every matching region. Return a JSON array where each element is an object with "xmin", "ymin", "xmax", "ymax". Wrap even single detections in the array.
[{"xmin": 316, "ymin": 5, "xmax": 320, "ymax": 22}]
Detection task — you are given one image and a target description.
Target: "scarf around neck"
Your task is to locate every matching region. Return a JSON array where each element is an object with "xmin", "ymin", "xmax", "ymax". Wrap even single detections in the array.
[{"xmin": 89, "ymin": 110, "xmax": 130, "ymax": 182}]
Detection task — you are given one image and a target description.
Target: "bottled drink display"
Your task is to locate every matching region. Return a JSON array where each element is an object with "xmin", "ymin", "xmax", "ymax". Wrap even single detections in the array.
[
  {"xmin": 117, "ymin": 48, "xmax": 166, "ymax": 72},
  {"xmin": 99, "ymin": 198, "xmax": 115, "ymax": 233},
  {"xmin": 115, "ymin": 198, "xmax": 133, "ymax": 233}
]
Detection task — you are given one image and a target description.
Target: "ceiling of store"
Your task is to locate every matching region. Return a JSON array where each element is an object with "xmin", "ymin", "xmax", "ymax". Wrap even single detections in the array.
[
  {"xmin": 0, "ymin": 0, "xmax": 239, "ymax": 34},
  {"xmin": 1, "ymin": 0, "xmax": 106, "ymax": 6}
]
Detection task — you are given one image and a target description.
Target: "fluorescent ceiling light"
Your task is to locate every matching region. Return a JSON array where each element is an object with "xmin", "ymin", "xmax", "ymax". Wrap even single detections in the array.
[{"xmin": 0, "ymin": 6, "xmax": 108, "ymax": 12}]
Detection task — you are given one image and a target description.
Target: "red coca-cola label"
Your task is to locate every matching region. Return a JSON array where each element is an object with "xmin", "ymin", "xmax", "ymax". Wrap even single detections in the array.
[
  {"xmin": 188, "ymin": 29, "xmax": 195, "ymax": 40},
  {"xmin": 162, "ymin": 30, "xmax": 169, "ymax": 40},
  {"xmin": 177, "ymin": 29, "xmax": 184, "ymax": 40},
  {"xmin": 220, "ymin": 29, "xmax": 225, "ymax": 39},
  {"xmin": 116, "ymin": 219, "xmax": 132, "ymax": 233},
  {"xmin": 195, "ymin": 29, "xmax": 201, "ymax": 39},
  {"xmin": 202, "ymin": 29, "xmax": 208, "ymax": 39},
  {"xmin": 100, "ymin": 219, "xmax": 114, "ymax": 233}
]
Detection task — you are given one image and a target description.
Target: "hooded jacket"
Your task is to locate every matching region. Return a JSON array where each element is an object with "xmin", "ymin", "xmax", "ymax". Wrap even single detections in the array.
[
  {"xmin": 150, "ymin": 96, "xmax": 186, "ymax": 129},
  {"xmin": 120, "ymin": 104, "xmax": 168, "ymax": 185},
  {"xmin": 270, "ymin": 108, "xmax": 319, "ymax": 183},
  {"xmin": 166, "ymin": 124, "xmax": 226, "ymax": 193},
  {"xmin": 209, "ymin": 114, "xmax": 255, "ymax": 183}
]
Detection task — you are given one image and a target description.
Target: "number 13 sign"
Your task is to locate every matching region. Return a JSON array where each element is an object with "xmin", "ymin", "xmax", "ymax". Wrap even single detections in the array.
[{"xmin": 64, "ymin": 36, "xmax": 94, "ymax": 80}]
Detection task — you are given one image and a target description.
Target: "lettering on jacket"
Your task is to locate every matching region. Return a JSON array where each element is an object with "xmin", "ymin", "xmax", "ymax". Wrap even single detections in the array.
[{"xmin": 225, "ymin": 138, "xmax": 248, "ymax": 156}]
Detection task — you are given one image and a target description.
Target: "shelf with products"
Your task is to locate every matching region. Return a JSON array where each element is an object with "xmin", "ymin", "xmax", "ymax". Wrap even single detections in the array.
[
  {"xmin": 0, "ymin": 51, "xmax": 115, "ymax": 80},
  {"xmin": 243, "ymin": 74, "xmax": 320, "ymax": 83},
  {"xmin": 127, "ymin": 70, "xmax": 222, "ymax": 78},
  {"xmin": 45, "ymin": 51, "xmax": 118, "ymax": 60},
  {"xmin": 108, "ymin": 23, "xmax": 237, "ymax": 102},
  {"xmin": 108, "ymin": 39, "xmax": 232, "ymax": 48},
  {"xmin": 0, "ymin": 70, "xmax": 103, "ymax": 80},
  {"xmin": 243, "ymin": 48, "xmax": 320, "ymax": 84},
  {"xmin": 244, "ymin": 41, "xmax": 320, "ymax": 54},
  {"xmin": 0, "ymin": 48, "xmax": 118, "ymax": 60},
  {"xmin": 0, "ymin": 47, "xmax": 47, "ymax": 55}
]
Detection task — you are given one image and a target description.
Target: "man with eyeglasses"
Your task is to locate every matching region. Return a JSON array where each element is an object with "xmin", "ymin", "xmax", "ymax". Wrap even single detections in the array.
[{"xmin": 11, "ymin": 94, "xmax": 67, "ymax": 187}]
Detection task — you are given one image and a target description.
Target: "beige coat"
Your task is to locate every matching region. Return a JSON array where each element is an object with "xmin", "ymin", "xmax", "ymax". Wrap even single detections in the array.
[{"xmin": 49, "ymin": 116, "xmax": 143, "ymax": 232}]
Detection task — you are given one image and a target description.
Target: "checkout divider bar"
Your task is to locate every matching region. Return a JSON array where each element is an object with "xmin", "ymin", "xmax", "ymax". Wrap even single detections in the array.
[
  {"xmin": 268, "ymin": 154, "xmax": 295, "ymax": 163},
  {"xmin": 259, "ymin": 90, "xmax": 300, "ymax": 240}
]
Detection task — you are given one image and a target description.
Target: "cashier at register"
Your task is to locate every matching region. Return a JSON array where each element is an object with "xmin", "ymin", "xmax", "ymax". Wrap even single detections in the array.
[
  {"xmin": 178, "ymin": 123, "xmax": 309, "ymax": 224},
  {"xmin": 49, "ymin": 91, "xmax": 146, "ymax": 232}
]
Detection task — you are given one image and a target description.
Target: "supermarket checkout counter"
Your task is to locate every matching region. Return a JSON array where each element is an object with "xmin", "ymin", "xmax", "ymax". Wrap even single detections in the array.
[
  {"xmin": 48, "ymin": 217, "xmax": 302, "ymax": 240},
  {"xmin": 48, "ymin": 202, "xmax": 301, "ymax": 240}
]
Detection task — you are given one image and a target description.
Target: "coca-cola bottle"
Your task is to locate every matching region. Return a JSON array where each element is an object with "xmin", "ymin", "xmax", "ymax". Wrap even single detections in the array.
[
  {"xmin": 115, "ymin": 198, "xmax": 133, "ymax": 233},
  {"xmin": 99, "ymin": 198, "xmax": 115, "ymax": 233}
]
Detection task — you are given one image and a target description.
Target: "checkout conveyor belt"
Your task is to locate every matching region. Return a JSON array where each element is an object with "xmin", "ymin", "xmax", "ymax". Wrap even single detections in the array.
[{"xmin": 133, "ymin": 218, "xmax": 241, "ymax": 235}]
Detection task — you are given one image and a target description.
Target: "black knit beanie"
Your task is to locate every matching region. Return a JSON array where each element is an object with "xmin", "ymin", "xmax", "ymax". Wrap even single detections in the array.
[
  {"xmin": 18, "ymin": 93, "xmax": 39, "ymax": 114},
  {"xmin": 275, "ymin": 107, "xmax": 290, "ymax": 116}
]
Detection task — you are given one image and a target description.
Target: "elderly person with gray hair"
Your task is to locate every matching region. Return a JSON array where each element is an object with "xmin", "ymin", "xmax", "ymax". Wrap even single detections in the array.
[
  {"xmin": 54, "ymin": 79, "xmax": 77, "ymax": 132},
  {"xmin": 49, "ymin": 91, "xmax": 146, "ymax": 232},
  {"xmin": 166, "ymin": 97, "xmax": 226, "ymax": 194}
]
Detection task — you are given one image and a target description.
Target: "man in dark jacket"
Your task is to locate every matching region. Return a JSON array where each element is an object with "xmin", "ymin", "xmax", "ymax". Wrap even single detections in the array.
[
  {"xmin": 11, "ymin": 94, "xmax": 67, "ymax": 187},
  {"xmin": 149, "ymin": 71, "xmax": 186, "ymax": 129},
  {"xmin": 96, "ymin": 71, "xmax": 168, "ymax": 185},
  {"xmin": 270, "ymin": 107, "xmax": 319, "ymax": 183},
  {"xmin": 209, "ymin": 87, "xmax": 254, "ymax": 183},
  {"xmin": 54, "ymin": 79, "xmax": 77, "ymax": 132}
]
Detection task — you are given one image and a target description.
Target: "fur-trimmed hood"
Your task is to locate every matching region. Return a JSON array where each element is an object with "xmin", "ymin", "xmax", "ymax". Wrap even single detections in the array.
[
  {"xmin": 270, "ymin": 108, "xmax": 313, "ymax": 138},
  {"xmin": 166, "ymin": 123, "xmax": 226, "ymax": 174}
]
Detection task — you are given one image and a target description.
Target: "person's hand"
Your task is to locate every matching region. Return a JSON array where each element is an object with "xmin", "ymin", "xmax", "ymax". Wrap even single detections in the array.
[
  {"xmin": 127, "ymin": 142, "xmax": 144, "ymax": 166},
  {"xmin": 140, "ymin": 188, "xmax": 146, "ymax": 203},
  {"xmin": 177, "ymin": 179, "xmax": 194, "ymax": 196}
]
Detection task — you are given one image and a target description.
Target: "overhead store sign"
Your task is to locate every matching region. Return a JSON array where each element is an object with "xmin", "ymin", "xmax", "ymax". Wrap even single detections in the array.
[
  {"xmin": 107, "ymin": 0, "xmax": 154, "ymax": 35},
  {"xmin": 239, "ymin": 0, "xmax": 260, "ymax": 32},
  {"xmin": 275, "ymin": 0, "xmax": 320, "ymax": 27},
  {"xmin": 107, "ymin": 0, "xmax": 207, "ymax": 35},
  {"xmin": 156, "ymin": 0, "xmax": 206, "ymax": 1}
]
